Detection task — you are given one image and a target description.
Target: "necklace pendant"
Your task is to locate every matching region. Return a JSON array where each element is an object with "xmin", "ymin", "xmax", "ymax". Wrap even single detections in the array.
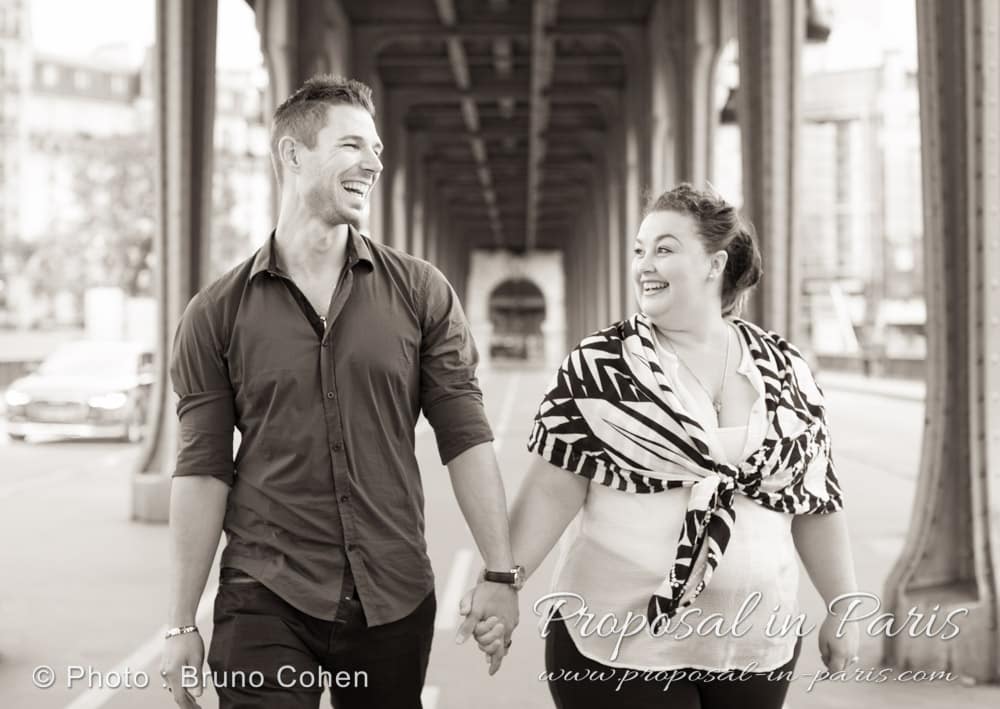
[{"xmin": 713, "ymin": 400, "xmax": 722, "ymax": 415}]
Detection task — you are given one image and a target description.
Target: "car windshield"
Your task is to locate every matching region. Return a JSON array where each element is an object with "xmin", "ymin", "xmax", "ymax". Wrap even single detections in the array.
[{"xmin": 38, "ymin": 343, "xmax": 140, "ymax": 377}]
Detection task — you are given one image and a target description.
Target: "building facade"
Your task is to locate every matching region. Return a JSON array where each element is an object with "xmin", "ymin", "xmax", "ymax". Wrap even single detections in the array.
[{"xmin": 0, "ymin": 34, "xmax": 271, "ymax": 327}]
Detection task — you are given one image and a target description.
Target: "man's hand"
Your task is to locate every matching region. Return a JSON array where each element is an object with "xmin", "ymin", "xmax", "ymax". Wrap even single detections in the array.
[
  {"xmin": 456, "ymin": 582, "xmax": 519, "ymax": 675},
  {"xmin": 160, "ymin": 631, "xmax": 205, "ymax": 708}
]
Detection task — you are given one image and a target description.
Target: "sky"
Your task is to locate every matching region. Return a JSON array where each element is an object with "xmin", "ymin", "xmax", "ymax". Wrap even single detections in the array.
[
  {"xmin": 28, "ymin": 0, "xmax": 917, "ymax": 74},
  {"xmin": 29, "ymin": 0, "xmax": 263, "ymax": 70},
  {"xmin": 804, "ymin": 0, "xmax": 918, "ymax": 74}
]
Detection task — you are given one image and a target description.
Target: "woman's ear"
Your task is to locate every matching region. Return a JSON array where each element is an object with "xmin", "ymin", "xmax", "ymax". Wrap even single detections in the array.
[{"xmin": 709, "ymin": 250, "xmax": 729, "ymax": 281}]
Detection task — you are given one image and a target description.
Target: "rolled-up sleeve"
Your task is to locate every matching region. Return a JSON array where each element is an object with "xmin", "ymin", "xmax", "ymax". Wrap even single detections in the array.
[
  {"xmin": 169, "ymin": 292, "xmax": 237, "ymax": 485},
  {"xmin": 419, "ymin": 265, "xmax": 494, "ymax": 464}
]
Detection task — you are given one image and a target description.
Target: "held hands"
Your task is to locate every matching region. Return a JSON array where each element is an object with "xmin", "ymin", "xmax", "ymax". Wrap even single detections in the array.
[
  {"xmin": 456, "ymin": 582, "xmax": 519, "ymax": 675},
  {"xmin": 160, "ymin": 631, "xmax": 205, "ymax": 708}
]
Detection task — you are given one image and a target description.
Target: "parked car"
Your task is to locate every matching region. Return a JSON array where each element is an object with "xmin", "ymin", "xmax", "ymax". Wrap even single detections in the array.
[{"xmin": 3, "ymin": 340, "xmax": 153, "ymax": 443}]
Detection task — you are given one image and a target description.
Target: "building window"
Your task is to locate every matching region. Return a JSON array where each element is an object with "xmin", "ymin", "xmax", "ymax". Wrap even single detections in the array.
[
  {"xmin": 111, "ymin": 75, "xmax": 129, "ymax": 95},
  {"xmin": 42, "ymin": 64, "xmax": 59, "ymax": 87},
  {"xmin": 0, "ymin": 9, "xmax": 19, "ymax": 37},
  {"xmin": 74, "ymin": 70, "xmax": 91, "ymax": 91}
]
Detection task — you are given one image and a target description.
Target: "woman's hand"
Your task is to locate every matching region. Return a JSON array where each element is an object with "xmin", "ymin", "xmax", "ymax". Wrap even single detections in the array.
[
  {"xmin": 474, "ymin": 615, "xmax": 509, "ymax": 670},
  {"xmin": 818, "ymin": 611, "xmax": 860, "ymax": 673},
  {"xmin": 458, "ymin": 587, "xmax": 510, "ymax": 675}
]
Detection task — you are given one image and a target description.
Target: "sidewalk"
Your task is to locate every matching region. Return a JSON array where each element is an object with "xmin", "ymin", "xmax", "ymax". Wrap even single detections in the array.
[
  {"xmin": 817, "ymin": 370, "xmax": 925, "ymax": 402},
  {"xmin": 786, "ymin": 383, "xmax": 997, "ymax": 708},
  {"xmin": 3, "ymin": 370, "xmax": 997, "ymax": 709}
]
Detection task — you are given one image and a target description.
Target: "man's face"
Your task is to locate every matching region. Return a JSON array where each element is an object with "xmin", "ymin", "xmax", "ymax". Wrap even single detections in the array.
[{"xmin": 298, "ymin": 105, "xmax": 383, "ymax": 228}]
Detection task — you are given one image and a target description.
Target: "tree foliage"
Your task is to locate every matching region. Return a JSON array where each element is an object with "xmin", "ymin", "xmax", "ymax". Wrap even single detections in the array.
[{"xmin": 22, "ymin": 132, "xmax": 257, "ymax": 301}]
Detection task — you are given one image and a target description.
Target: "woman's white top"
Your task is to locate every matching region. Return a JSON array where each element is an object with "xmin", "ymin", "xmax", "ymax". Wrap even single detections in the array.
[{"xmin": 545, "ymin": 325, "xmax": 801, "ymax": 672}]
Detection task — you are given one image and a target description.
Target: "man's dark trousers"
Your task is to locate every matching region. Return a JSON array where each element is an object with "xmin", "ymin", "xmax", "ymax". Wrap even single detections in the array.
[{"xmin": 208, "ymin": 571, "xmax": 436, "ymax": 708}]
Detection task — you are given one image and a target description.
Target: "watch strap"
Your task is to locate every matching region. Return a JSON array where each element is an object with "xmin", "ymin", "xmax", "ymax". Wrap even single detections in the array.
[{"xmin": 483, "ymin": 569, "xmax": 517, "ymax": 585}]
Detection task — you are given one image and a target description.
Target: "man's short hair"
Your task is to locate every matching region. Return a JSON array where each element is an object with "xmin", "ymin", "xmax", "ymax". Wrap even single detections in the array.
[{"xmin": 269, "ymin": 74, "xmax": 376, "ymax": 183}]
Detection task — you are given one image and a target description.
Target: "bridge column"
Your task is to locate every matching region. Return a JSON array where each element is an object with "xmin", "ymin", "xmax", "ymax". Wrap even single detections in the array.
[
  {"xmin": 253, "ymin": 0, "xmax": 296, "ymax": 221},
  {"xmin": 620, "ymin": 26, "xmax": 651, "ymax": 322},
  {"xmin": 382, "ymin": 93, "xmax": 410, "ymax": 251},
  {"xmin": 620, "ymin": 116, "xmax": 641, "ymax": 319},
  {"xmin": 537, "ymin": 251, "xmax": 567, "ymax": 368},
  {"xmin": 254, "ymin": 0, "xmax": 352, "ymax": 222},
  {"xmin": 408, "ymin": 133, "xmax": 428, "ymax": 259},
  {"xmin": 416, "ymin": 137, "xmax": 436, "ymax": 267},
  {"xmin": 350, "ymin": 23, "xmax": 384, "ymax": 240},
  {"xmin": 648, "ymin": 0, "xmax": 725, "ymax": 191},
  {"xmin": 132, "ymin": 0, "xmax": 218, "ymax": 522},
  {"xmin": 574, "ymin": 243, "xmax": 584, "ymax": 346},
  {"xmin": 590, "ymin": 175, "xmax": 610, "ymax": 333},
  {"xmin": 882, "ymin": 0, "xmax": 1000, "ymax": 681},
  {"xmin": 736, "ymin": 0, "xmax": 803, "ymax": 336},
  {"xmin": 602, "ymin": 150, "xmax": 620, "ymax": 328}
]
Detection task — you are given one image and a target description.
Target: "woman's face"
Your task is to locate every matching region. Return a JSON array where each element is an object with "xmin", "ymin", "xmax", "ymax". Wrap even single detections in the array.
[{"xmin": 632, "ymin": 210, "xmax": 719, "ymax": 324}]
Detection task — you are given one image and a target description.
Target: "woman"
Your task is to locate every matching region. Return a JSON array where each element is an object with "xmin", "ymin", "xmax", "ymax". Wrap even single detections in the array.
[{"xmin": 469, "ymin": 183, "xmax": 859, "ymax": 708}]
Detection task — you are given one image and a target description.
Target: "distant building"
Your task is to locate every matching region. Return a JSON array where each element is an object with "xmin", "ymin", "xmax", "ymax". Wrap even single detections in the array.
[
  {"xmin": 20, "ymin": 54, "xmax": 144, "ymax": 244},
  {"xmin": 212, "ymin": 67, "xmax": 272, "ymax": 275},
  {"xmin": 0, "ymin": 0, "xmax": 29, "ymax": 266},
  {"xmin": 0, "ymin": 25, "xmax": 271, "ymax": 325},
  {"xmin": 797, "ymin": 56, "xmax": 923, "ymax": 358},
  {"xmin": 713, "ymin": 51, "xmax": 924, "ymax": 359},
  {"xmin": 798, "ymin": 57, "xmax": 922, "ymax": 300}
]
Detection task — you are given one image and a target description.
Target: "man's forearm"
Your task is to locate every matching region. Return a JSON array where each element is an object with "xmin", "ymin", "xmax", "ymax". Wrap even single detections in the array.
[
  {"xmin": 447, "ymin": 441, "xmax": 513, "ymax": 569},
  {"xmin": 168, "ymin": 476, "xmax": 229, "ymax": 626},
  {"xmin": 792, "ymin": 511, "xmax": 858, "ymax": 608}
]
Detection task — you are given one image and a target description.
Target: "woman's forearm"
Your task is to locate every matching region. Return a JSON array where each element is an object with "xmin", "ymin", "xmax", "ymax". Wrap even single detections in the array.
[
  {"xmin": 510, "ymin": 457, "xmax": 589, "ymax": 580},
  {"xmin": 792, "ymin": 511, "xmax": 858, "ymax": 611}
]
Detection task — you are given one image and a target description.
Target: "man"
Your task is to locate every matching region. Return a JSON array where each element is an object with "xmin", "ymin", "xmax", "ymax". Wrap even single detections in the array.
[{"xmin": 160, "ymin": 75, "xmax": 518, "ymax": 709}]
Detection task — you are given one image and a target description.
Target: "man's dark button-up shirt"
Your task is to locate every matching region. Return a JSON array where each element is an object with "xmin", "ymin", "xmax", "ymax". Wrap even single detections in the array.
[{"xmin": 169, "ymin": 227, "xmax": 493, "ymax": 625}]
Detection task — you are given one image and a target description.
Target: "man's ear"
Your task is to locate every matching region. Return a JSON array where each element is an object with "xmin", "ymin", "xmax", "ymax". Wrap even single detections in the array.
[{"xmin": 278, "ymin": 135, "xmax": 300, "ymax": 173}]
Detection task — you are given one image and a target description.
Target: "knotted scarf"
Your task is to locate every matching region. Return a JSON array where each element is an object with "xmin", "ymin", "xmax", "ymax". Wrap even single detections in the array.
[{"xmin": 527, "ymin": 314, "xmax": 843, "ymax": 629}]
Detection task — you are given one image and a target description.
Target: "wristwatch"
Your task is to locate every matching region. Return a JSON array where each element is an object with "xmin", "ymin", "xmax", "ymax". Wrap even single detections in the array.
[{"xmin": 483, "ymin": 565, "xmax": 525, "ymax": 591}]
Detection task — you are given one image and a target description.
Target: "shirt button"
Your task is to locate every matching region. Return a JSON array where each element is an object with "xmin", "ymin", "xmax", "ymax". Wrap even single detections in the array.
[
  {"xmin": 326, "ymin": 391, "xmax": 335, "ymax": 399},
  {"xmin": 339, "ymin": 494, "xmax": 349, "ymax": 503},
  {"xmin": 347, "ymin": 544, "xmax": 355, "ymax": 551},
  {"xmin": 332, "ymin": 442, "xmax": 343, "ymax": 452}
]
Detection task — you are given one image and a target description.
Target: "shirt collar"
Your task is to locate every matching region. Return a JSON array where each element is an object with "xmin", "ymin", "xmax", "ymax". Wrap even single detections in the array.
[{"xmin": 250, "ymin": 225, "xmax": 373, "ymax": 280}]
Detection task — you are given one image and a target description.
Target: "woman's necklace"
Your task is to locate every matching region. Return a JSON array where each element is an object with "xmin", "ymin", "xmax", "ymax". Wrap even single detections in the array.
[{"xmin": 658, "ymin": 325, "xmax": 732, "ymax": 415}]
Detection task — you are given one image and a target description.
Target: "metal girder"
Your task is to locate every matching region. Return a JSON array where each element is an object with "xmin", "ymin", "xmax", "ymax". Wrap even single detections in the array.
[
  {"xmin": 386, "ymin": 83, "xmax": 529, "ymax": 102},
  {"xmin": 353, "ymin": 19, "xmax": 643, "ymax": 43},
  {"xmin": 527, "ymin": 0, "xmax": 559, "ymax": 252},
  {"xmin": 379, "ymin": 54, "xmax": 530, "ymax": 69},
  {"xmin": 432, "ymin": 0, "xmax": 505, "ymax": 246}
]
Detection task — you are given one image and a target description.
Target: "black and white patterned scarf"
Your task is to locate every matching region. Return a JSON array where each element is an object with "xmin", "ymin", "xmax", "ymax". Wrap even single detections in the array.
[{"xmin": 527, "ymin": 314, "xmax": 843, "ymax": 628}]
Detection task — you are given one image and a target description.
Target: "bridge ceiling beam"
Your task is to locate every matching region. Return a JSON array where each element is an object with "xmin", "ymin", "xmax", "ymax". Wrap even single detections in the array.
[
  {"xmin": 526, "ymin": 0, "xmax": 559, "ymax": 251},
  {"xmin": 337, "ymin": 0, "xmax": 646, "ymax": 253}
]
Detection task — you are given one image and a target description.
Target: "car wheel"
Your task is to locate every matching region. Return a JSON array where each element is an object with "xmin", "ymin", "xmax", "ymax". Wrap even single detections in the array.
[{"xmin": 7, "ymin": 433, "xmax": 26, "ymax": 442}]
